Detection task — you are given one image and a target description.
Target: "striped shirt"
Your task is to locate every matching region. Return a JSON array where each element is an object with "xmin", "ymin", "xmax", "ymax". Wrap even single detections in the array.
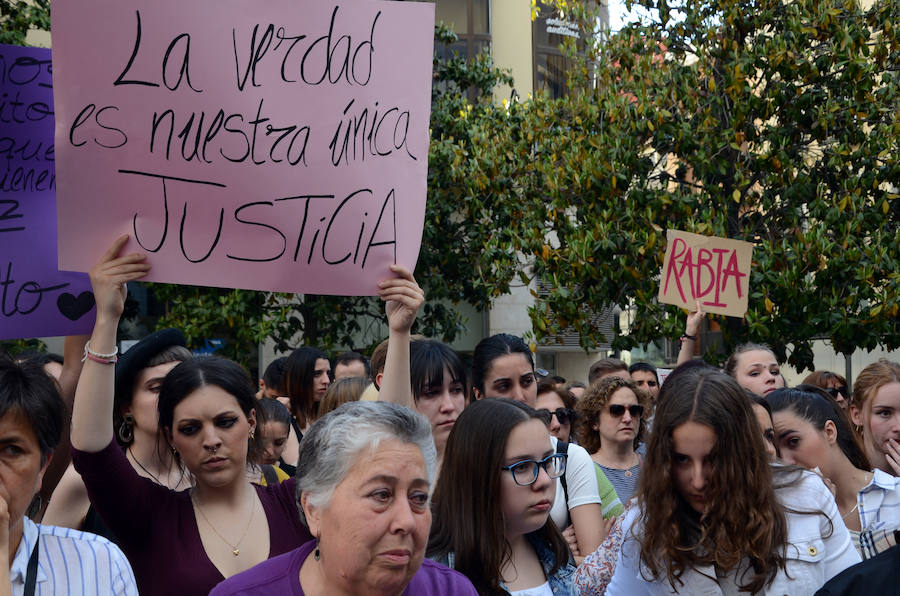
[
  {"xmin": 9, "ymin": 518, "xmax": 138, "ymax": 596},
  {"xmin": 855, "ymin": 468, "xmax": 900, "ymax": 559}
]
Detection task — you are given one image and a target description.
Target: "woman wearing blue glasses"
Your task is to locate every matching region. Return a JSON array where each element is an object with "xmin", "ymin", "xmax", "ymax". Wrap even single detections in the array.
[
  {"xmin": 575, "ymin": 376, "xmax": 648, "ymax": 503},
  {"xmin": 428, "ymin": 398, "xmax": 576, "ymax": 595}
]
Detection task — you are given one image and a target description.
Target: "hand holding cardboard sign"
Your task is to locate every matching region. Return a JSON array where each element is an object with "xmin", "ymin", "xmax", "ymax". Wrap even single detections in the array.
[{"xmin": 685, "ymin": 301, "xmax": 705, "ymax": 337}]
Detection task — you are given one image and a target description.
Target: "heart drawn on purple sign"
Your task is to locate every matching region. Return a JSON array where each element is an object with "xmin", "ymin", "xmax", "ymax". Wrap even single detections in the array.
[{"xmin": 57, "ymin": 292, "xmax": 96, "ymax": 321}]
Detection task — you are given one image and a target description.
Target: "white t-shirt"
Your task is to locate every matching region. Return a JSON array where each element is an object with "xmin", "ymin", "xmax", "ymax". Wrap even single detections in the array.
[
  {"xmin": 509, "ymin": 581, "xmax": 554, "ymax": 596},
  {"xmin": 549, "ymin": 435, "xmax": 603, "ymax": 529}
]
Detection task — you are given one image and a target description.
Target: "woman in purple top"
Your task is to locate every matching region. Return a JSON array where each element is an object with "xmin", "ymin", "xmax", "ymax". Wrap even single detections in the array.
[
  {"xmin": 69, "ymin": 235, "xmax": 425, "ymax": 596},
  {"xmin": 209, "ymin": 401, "xmax": 477, "ymax": 595}
]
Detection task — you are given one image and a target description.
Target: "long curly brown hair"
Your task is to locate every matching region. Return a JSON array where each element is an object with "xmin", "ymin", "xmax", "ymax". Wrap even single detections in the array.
[
  {"xmin": 636, "ymin": 363, "xmax": 788, "ymax": 593},
  {"xmin": 575, "ymin": 376, "xmax": 648, "ymax": 453}
]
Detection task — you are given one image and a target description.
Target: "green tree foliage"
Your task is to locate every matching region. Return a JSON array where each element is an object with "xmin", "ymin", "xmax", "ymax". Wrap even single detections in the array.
[
  {"xmin": 0, "ymin": 0, "xmax": 50, "ymax": 45},
  {"xmin": 448, "ymin": 0, "xmax": 899, "ymax": 370},
  {"xmin": 150, "ymin": 26, "xmax": 512, "ymax": 364}
]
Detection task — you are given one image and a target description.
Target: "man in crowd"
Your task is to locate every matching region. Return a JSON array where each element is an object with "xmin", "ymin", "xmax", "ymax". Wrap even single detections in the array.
[
  {"xmin": 332, "ymin": 351, "xmax": 369, "ymax": 380},
  {"xmin": 587, "ymin": 357, "xmax": 631, "ymax": 385},
  {"xmin": 629, "ymin": 361, "xmax": 660, "ymax": 402}
]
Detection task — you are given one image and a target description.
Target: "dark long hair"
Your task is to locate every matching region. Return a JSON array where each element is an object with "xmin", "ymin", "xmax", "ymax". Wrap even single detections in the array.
[
  {"xmin": 410, "ymin": 340, "xmax": 467, "ymax": 402},
  {"xmin": 637, "ymin": 363, "xmax": 788, "ymax": 593},
  {"xmin": 283, "ymin": 347, "xmax": 328, "ymax": 428},
  {"xmin": 428, "ymin": 398, "xmax": 569, "ymax": 596},
  {"xmin": 158, "ymin": 357, "xmax": 262, "ymax": 465},
  {"xmin": 768, "ymin": 385, "xmax": 870, "ymax": 471},
  {"xmin": 471, "ymin": 334, "xmax": 533, "ymax": 398}
]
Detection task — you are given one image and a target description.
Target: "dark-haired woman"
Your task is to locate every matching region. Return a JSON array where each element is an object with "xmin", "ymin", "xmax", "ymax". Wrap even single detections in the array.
[
  {"xmin": 605, "ymin": 364, "xmax": 859, "ymax": 595},
  {"xmin": 276, "ymin": 346, "xmax": 330, "ymax": 471},
  {"xmin": 68, "ymin": 235, "xmax": 421, "ymax": 595},
  {"xmin": 770, "ymin": 385, "xmax": 900, "ymax": 559},
  {"xmin": 428, "ymin": 398, "xmax": 576, "ymax": 594},
  {"xmin": 44, "ymin": 329, "xmax": 192, "ymax": 534},
  {"xmin": 406, "ymin": 339, "xmax": 466, "ymax": 467},
  {"xmin": 536, "ymin": 381, "xmax": 576, "ymax": 443},
  {"xmin": 283, "ymin": 346, "xmax": 331, "ymax": 433},
  {"xmin": 471, "ymin": 333, "xmax": 609, "ymax": 563}
]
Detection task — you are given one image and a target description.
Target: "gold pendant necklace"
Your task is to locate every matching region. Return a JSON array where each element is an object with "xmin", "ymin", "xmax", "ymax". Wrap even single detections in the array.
[{"xmin": 192, "ymin": 491, "xmax": 256, "ymax": 556}]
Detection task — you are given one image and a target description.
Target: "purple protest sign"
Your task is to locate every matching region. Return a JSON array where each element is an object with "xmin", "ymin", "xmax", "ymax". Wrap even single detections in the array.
[{"xmin": 1, "ymin": 44, "xmax": 95, "ymax": 340}]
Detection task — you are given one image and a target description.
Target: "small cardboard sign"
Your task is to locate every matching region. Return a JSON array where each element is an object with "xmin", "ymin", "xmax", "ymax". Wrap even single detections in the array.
[
  {"xmin": 51, "ymin": 0, "xmax": 434, "ymax": 296},
  {"xmin": 0, "ymin": 44, "xmax": 95, "ymax": 340},
  {"xmin": 658, "ymin": 230, "xmax": 753, "ymax": 318}
]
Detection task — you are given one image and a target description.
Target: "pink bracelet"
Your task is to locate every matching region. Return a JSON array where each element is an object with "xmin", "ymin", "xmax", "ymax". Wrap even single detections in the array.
[{"xmin": 81, "ymin": 341, "xmax": 119, "ymax": 364}]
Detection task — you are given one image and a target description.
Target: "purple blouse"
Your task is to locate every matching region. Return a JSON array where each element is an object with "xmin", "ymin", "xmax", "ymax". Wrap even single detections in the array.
[
  {"xmin": 209, "ymin": 539, "xmax": 478, "ymax": 595},
  {"xmin": 71, "ymin": 439, "xmax": 312, "ymax": 596}
]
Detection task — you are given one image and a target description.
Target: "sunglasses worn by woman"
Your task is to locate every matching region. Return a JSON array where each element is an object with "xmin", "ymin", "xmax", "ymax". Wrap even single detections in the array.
[
  {"xmin": 608, "ymin": 404, "xmax": 644, "ymax": 418},
  {"xmin": 535, "ymin": 408, "xmax": 575, "ymax": 428}
]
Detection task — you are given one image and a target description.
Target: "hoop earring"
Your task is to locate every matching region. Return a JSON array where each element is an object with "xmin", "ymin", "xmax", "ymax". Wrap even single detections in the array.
[{"xmin": 117, "ymin": 414, "xmax": 134, "ymax": 444}]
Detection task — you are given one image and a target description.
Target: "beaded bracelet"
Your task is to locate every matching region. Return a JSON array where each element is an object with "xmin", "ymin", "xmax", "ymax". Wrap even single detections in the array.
[{"xmin": 81, "ymin": 341, "xmax": 119, "ymax": 364}]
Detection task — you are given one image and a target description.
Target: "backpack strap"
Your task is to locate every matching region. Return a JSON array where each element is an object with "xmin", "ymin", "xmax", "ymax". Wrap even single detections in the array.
[{"xmin": 556, "ymin": 439, "xmax": 570, "ymax": 506}]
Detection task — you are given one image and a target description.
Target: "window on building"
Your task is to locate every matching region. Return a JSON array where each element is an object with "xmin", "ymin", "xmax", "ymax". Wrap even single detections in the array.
[
  {"xmin": 533, "ymin": 1, "xmax": 608, "ymax": 98},
  {"xmin": 434, "ymin": 0, "xmax": 491, "ymax": 62},
  {"xmin": 532, "ymin": 4, "xmax": 580, "ymax": 98}
]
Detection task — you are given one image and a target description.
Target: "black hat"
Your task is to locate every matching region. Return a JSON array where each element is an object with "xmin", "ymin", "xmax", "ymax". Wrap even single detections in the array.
[{"xmin": 114, "ymin": 328, "xmax": 187, "ymax": 407}]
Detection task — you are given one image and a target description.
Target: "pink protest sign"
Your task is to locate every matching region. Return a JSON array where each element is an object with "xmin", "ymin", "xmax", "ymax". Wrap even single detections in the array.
[
  {"xmin": 51, "ymin": 0, "xmax": 434, "ymax": 295},
  {"xmin": 1, "ymin": 44, "xmax": 95, "ymax": 340},
  {"xmin": 658, "ymin": 230, "xmax": 754, "ymax": 318}
]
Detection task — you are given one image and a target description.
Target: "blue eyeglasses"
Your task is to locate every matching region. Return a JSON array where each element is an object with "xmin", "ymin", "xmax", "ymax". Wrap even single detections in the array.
[{"xmin": 501, "ymin": 453, "xmax": 567, "ymax": 486}]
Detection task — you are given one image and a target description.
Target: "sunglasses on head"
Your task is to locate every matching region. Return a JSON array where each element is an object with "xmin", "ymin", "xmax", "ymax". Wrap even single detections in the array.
[
  {"xmin": 826, "ymin": 386, "xmax": 848, "ymax": 399},
  {"xmin": 536, "ymin": 407, "xmax": 575, "ymax": 426},
  {"xmin": 608, "ymin": 404, "xmax": 644, "ymax": 418}
]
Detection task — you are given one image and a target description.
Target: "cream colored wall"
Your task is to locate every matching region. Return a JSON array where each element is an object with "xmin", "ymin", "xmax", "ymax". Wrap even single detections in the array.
[
  {"xmin": 490, "ymin": 0, "xmax": 534, "ymax": 101},
  {"xmin": 556, "ymin": 351, "xmax": 604, "ymax": 385}
]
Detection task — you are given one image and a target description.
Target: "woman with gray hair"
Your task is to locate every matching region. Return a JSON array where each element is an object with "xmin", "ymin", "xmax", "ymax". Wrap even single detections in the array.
[{"xmin": 210, "ymin": 401, "xmax": 477, "ymax": 595}]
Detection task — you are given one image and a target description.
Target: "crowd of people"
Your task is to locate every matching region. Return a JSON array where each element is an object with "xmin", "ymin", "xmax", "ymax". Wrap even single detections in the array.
[{"xmin": 1, "ymin": 235, "xmax": 899, "ymax": 595}]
